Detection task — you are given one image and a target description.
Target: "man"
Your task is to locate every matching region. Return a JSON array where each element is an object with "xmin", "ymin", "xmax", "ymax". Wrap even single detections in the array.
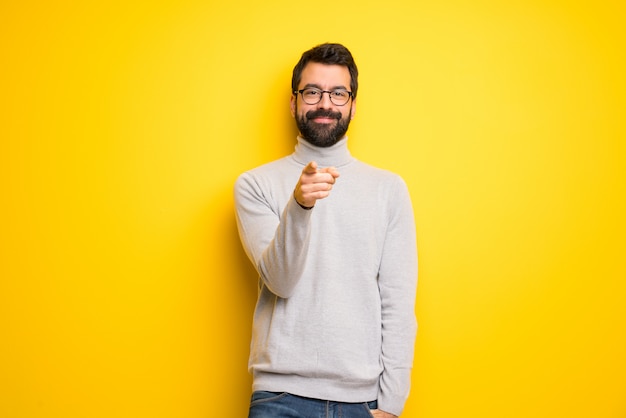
[{"xmin": 234, "ymin": 43, "xmax": 417, "ymax": 417}]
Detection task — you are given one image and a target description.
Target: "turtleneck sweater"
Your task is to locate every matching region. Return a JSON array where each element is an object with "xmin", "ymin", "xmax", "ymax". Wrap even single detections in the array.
[{"xmin": 234, "ymin": 136, "xmax": 417, "ymax": 416}]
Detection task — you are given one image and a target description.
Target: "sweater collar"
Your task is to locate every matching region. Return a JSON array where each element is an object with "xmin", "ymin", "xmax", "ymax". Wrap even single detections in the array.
[{"xmin": 292, "ymin": 136, "xmax": 354, "ymax": 168}]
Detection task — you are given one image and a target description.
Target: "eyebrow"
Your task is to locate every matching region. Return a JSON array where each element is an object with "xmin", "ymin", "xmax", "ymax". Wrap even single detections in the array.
[{"xmin": 303, "ymin": 83, "xmax": 349, "ymax": 91}]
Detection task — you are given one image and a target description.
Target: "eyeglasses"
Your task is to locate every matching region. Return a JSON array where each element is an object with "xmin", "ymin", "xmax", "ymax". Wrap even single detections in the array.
[{"xmin": 294, "ymin": 87, "xmax": 353, "ymax": 106}]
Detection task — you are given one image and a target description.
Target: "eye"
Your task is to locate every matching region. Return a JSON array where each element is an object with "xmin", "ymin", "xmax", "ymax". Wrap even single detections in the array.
[
  {"xmin": 331, "ymin": 90, "xmax": 349, "ymax": 99},
  {"xmin": 303, "ymin": 88, "xmax": 322, "ymax": 98}
]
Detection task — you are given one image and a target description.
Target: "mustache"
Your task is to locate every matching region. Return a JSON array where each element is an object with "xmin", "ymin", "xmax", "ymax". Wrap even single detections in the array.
[{"xmin": 306, "ymin": 109, "xmax": 342, "ymax": 120}]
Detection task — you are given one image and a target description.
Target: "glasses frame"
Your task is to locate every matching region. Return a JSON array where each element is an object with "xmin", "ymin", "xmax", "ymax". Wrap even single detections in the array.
[{"xmin": 294, "ymin": 88, "xmax": 353, "ymax": 106}]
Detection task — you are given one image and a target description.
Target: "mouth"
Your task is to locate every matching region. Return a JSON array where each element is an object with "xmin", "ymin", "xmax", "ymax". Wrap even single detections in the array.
[
  {"xmin": 311, "ymin": 116, "xmax": 337, "ymax": 124},
  {"xmin": 307, "ymin": 110, "xmax": 341, "ymax": 125}
]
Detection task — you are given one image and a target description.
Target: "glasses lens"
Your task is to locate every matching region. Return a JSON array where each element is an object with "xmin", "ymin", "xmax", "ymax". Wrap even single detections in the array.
[
  {"xmin": 330, "ymin": 90, "xmax": 350, "ymax": 105},
  {"xmin": 302, "ymin": 88, "xmax": 322, "ymax": 104}
]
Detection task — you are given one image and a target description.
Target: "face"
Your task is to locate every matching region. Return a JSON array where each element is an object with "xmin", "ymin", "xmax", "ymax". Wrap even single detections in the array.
[{"xmin": 291, "ymin": 62, "xmax": 356, "ymax": 147}]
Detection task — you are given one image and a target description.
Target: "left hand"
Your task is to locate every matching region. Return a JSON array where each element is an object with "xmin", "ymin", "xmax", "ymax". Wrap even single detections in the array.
[{"xmin": 370, "ymin": 410, "xmax": 398, "ymax": 418}]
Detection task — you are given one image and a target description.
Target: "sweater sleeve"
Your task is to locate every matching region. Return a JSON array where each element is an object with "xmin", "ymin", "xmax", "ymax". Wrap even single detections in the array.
[
  {"xmin": 234, "ymin": 171, "xmax": 313, "ymax": 298},
  {"xmin": 377, "ymin": 176, "xmax": 418, "ymax": 416}
]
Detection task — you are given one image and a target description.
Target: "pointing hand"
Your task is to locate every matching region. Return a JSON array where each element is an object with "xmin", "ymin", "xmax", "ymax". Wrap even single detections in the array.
[{"xmin": 293, "ymin": 161, "xmax": 340, "ymax": 209}]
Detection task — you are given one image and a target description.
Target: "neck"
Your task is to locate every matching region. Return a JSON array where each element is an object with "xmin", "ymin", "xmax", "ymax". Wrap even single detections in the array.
[{"xmin": 292, "ymin": 136, "xmax": 353, "ymax": 168}]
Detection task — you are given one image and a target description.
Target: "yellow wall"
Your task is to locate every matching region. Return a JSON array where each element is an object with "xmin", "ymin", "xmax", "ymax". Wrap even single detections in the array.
[{"xmin": 1, "ymin": 1, "xmax": 625, "ymax": 417}]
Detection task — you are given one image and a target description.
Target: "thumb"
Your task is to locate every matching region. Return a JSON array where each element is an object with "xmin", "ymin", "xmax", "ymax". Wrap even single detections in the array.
[{"xmin": 320, "ymin": 166, "xmax": 340, "ymax": 179}]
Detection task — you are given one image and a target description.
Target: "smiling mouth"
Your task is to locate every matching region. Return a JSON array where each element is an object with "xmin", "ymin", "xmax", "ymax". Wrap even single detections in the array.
[
  {"xmin": 311, "ymin": 116, "xmax": 337, "ymax": 124},
  {"xmin": 307, "ymin": 110, "xmax": 341, "ymax": 124}
]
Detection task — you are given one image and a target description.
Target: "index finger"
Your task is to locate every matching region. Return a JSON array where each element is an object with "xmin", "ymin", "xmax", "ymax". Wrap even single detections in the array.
[{"xmin": 302, "ymin": 161, "xmax": 318, "ymax": 174}]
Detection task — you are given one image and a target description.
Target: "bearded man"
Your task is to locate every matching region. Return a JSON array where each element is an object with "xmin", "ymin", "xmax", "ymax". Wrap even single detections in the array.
[{"xmin": 234, "ymin": 43, "xmax": 418, "ymax": 418}]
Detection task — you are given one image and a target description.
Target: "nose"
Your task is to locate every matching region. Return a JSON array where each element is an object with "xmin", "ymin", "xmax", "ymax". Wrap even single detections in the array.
[{"xmin": 317, "ymin": 91, "xmax": 334, "ymax": 109}]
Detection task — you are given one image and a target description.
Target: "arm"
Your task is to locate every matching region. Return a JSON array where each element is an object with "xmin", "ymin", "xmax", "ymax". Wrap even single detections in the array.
[
  {"xmin": 376, "ymin": 177, "xmax": 418, "ymax": 416},
  {"xmin": 234, "ymin": 162, "xmax": 339, "ymax": 298}
]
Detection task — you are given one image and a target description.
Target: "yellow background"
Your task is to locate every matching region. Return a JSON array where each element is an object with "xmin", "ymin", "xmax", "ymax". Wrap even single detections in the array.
[{"xmin": 1, "ymin": 1, "xmax": 625, "ymax": 417}]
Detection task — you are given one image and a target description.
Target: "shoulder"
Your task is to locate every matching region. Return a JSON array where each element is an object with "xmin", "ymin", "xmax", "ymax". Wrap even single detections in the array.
[{"xmin": 235, "ymin": 156, "xmax": 295, "ymax": 186}]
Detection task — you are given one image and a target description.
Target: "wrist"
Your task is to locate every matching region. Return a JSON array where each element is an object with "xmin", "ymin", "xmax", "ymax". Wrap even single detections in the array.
[{"xmin": 293, "ymin": 192, "xmax": 314, "ymax": 210}]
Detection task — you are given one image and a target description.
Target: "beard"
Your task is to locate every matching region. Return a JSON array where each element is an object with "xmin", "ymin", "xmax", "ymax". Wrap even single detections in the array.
[{"xmin": 295, "ymin": 106, "xmax": 352, "ymax": 148}]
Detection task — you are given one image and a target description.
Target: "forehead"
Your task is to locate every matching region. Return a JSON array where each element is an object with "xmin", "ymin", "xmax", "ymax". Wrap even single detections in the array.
[{"xmin": 298, "ymin": 62, "xmax": 351, "ymax": 89}]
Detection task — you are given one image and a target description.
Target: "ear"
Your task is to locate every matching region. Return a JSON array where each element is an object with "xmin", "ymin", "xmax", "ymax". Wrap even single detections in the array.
[
  {"xmin": 350, "ymin": 99, "xmax": 356, "ymax": 120},
  {"xmin": 290, "ymin": 94, "xmax": 296, "ymax": 117}
]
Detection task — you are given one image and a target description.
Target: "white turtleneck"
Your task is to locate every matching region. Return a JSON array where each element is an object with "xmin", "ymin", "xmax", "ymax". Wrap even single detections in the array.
[{"xmin": 234, "ymin": 136, "xmax": 417, "ymax": 416}]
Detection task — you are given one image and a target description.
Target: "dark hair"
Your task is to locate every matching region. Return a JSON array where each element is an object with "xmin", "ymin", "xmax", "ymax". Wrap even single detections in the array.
[{"xmin": 292, "ymin": 43, "xmax": 359, "ymax": 99}]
